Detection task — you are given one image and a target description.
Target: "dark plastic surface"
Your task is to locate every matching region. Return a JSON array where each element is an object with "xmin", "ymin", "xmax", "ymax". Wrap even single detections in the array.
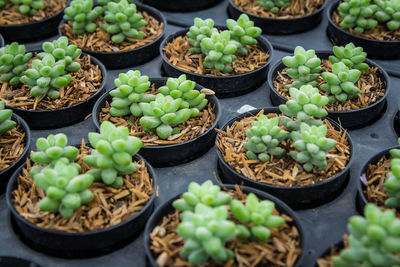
[
  {"xmin": 141, "ymin": 0, "xmax": 223, "ymax": 12},
  {"xmin": 6, "ymin": 154, "xmax": 157, "ymax": 258},
  {"xmin": 313, "ymin": 240, "xmax": 344, "ymax": 267},
  {"xmin": 8, "ymin": 52, "xmax": 107, "ymax": 130},
  {"xmin": 216, "ymin": 107, "xmax": 354, "ymax": 210},
  {"xmin": 268, "ymin": 51, "xmax": 390, "ymax": 129},
  {"xmin": 92, "ymin": 78, "xmax": 221, "ymax": 167},
  {"xmin": 0, "ymin": 34, "xmax": 4, "ymax": 47},
  {"xmin": 58, "ymin": 3, "xmax": 167, "ymax": 69},
  {"xmin": 144, "ymin": 184, "xmax": 305, "ymax": 267},
  {"xmin": 160, "ymin": 27, "xmax": 273, "ymax": 97},
  {"xmin": 0, "ymin": 256, "xmax": 41, "ymax": 267},
  {"xmin": 0, "ymin": 114, "xmax": 31, "ymax": 194}
]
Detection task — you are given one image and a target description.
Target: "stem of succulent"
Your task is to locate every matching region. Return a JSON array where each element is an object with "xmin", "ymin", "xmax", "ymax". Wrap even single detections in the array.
[
  {"xmin": 0, "ymin": 101, "xmax": 16, "ymax": 134},
  {"xmin": 338, "ymin": 0, "xmax": 378, "ymax": 33},
  {"xmin": 256, "ymin": 0, "xmax": 290, "ymax": 13},
  {"xmin": 64, "ymin": 0, "xmax": 104, "ymax": 34},
  {"xmin": 374, "ymin": 0, "xmax": 400, "ymax": 30},
  {"xmin": 187, "ymin": 18, "xmax": 217, "ymax": 54},
  {"xmin": 0, "ymin": 42, "xmax": 32, "ymax": 87},
  {"xmin": 329, "ymin": 43, "xmax": 369, "ymax": 73}
]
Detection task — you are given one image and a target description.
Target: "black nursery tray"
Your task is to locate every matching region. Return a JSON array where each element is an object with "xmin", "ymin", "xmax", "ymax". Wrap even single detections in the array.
[{"xmin": 1, "ymin": 16, "xmax": 400, "ymax": 267}]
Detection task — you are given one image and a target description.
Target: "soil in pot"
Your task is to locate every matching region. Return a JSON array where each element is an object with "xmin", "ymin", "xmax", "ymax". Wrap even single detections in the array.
[
  {"xmin": 0, "ymin": 0, "xmax": 66, "ymax": 26},
  {"xmin": 149, "ymin": 185, "xmax": 302, "ymax": 267},
  {"xmin": 216, "ymin": 110, "xmax": 351, "ymax": 187},
  {"xmin": 0, "ymin": 123, "xmax": 26, "ymax": 173}
]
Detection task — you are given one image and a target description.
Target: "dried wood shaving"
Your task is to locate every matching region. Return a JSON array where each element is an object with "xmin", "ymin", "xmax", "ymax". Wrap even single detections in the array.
[{"xmin": 0, "ymin": 124, "xmax": 26, "ymax": 171}]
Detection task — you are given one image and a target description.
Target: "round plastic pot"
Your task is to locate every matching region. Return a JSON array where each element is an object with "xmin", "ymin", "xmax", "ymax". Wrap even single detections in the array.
[
  {"xmin": 327, "ymin": 1, "xmax": 400, "ymax": 59},
  {"xmin": 93, "ymin": 78, "xmax": 221, "ymax": 167},
  {"xmin": 0, "ymin": 114, "xmax": 31, "ymax": 195},
  {"xmin": 0, "ymin": 3, "xmax": 66, "ymax": 43},
  {"xmin": 160, "ymin": 28, "xmax": 273, "ymax": 98},
  {"xmin": 144, "ymin": 184, "xmax": 305, "ymax": 267},
  {"xmin": 227, "ymin": 0, "xmax": 327, "ymax": 35},
  {"xmin": 6, "ymin": 153, "xmax": 157, "ymax": 258},
  {"xmin": 267, "ymin": 51, "xmax": 390, "ymax": 130},
  {"xmin": 216, "ymin": 107, "xmax": 354, "ymax": 210},
  {"xmin": 8, "ymin": 52, "xmax": 107, "ymax": 130},
  {"xmin": 141, "ymin": 0, "xmax": 223, "ymax": 12},
  {"xmin": 58, "ymin": 3, "xmax": 166, "ymax": 69},
  {"xmin": 0, "ymin": 256, "xmax": 41, "ymax": 267}
]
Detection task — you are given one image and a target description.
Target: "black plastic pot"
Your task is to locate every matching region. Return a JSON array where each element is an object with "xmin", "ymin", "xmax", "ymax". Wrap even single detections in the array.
[
  {"xmin": 58, "ymin": 3, "xmax": 166, "ymax": 69},
  {"xmin": 0, "ymin": 256, "xmax": 41, "ymax": 267},
  {"xmin": 0, "ymin": 2, "xmax": 67, "ymax": 43},
  {"xmin": 327, "ymin": 1, "xmax": 400, "ymax": 59},
  {"xmin": 6, "ymin": 52, "xmax": 107, "ymax": 130},
  {"xmin": 217, "ymin": 107, "xmax": 354, "ymax": 210},
  {"xmin": 0, "ymin": 113, "xmax": 31, "ymax": 195},
  {"xmin": 227, "ymin": 0, "xmax": 327, "ymax": 35},
  {"xmin": 6, "ymin": 153, "xmax": 157, "ymax": 258},
  {"xmin": 141, "ymin": 0, "xmax": 223, "ymax": 12},
  {"xmin": 144, "ymin": 184, "xmax": 305, "ymax": 267},
  {"xmin": 160, "ymin": 28, "xmax": 273, "ymax": 98},
  {"xmin": 267, "ymin": 51, "xmax": 390, "ymax": 130},
  {"xmin": 93, "ymin": 78, "xmax": 221, "ymax": 167}
]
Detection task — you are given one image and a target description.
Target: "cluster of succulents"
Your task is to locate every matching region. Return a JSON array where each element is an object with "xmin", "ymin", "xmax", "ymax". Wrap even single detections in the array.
[
  {"xmin": 187, "ymin": 18, "xmax": 217, "ymax": 54},
  {"xmin": 329, "ymin": 43, "xmax": 369, "ymax": 72},
  {"xmin": 375, "ymin": 0, "xmax": 400, "ymax": 30},
  {"xmin": 256, "ymin": 0, "xmax": 291, "ymax": 13},
  {"xmin": 174, "ymin": 181, "xmax": 285, "ymax": 266},
  {"xmin": 384, "ymin": 138, "xmax": 400, "ymax": 208},
  {"xmin": 0, "ymin": 101, "xmax": 16, "ymax": 134},
  {"xmin": 0, "ymin": 42, "xmax": 32, "ymax": 87},
  {"xmin": 64, "ymin": 0, "xmax": 104, "ymax": 34},
  {"xmin": 0, "ymin": 0, "xmax": 44, "ymax": 15}
]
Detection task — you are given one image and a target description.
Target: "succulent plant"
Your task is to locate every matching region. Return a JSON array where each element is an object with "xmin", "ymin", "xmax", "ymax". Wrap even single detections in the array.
[
  {"xmin": 338, "ymin": 0, "xmax": 378, "ymax": 33},
  {"xmin": 187, "ymin": 18, "xmax": 217, "ymax": 54},
  {"xmin": 64, "ymin": 0, "xmax": 104, "ymax": 34},
  {"xmin": 5, "ymin": 0, "xmax": 44, "ymax": 15},
  {"xmin": 29, "ymin": 158, "xmax": 94, "ymax": 218},
  {"xmin": 83, "ymin": 121, "xmax": 143, "ymax": 188},
  {"xmin": 282, "ymin": 46, "xmax": 322, "ymax": 89},
  {"xmin": 97, "ymin": 0, "xmax": 135, "ymax": 5},
  {"xmin": 290, "ymin": 123, "xmax": 337, "ymax": 172},
  {"xmin": 102, "ymin": 0, "xmax": 146, "ymax": 43},
  {"xmin": 172, "ymin": 180, "xmax": 231, "ymax": 212},
  {"xmin": 279, "ymin": 85, "xmax": 329, "ymax": 131},
  {"xmin": 256, "ymin": 0, "xmax": 290, "ymax": 13},
  {"xmin": 0, "ymin": 101, "xmax": 16, "ymax": 134},
  {"xmin": 230, "ymin": 192, "xmax": 285, "ymax": 241},
  {"xmin": 375, "ymin": 0, "xmax": 400, "ymax": 30},
  {"xmin": 384, "ymin": 138, "xmax": 400, "ymax": 208},
  {"xmin": 0, "ymin": 42, "xmax": 32, "ymax": 87},
  {"xmin": 244, "ymin": 115, "xmax": 288, "ymax": 162},
  {"xmin": 320, "ymin": 62, "xmax": 362, "ymax": 104},
  {"xmin": 30, "ymin": 133, "xmax": 79, "ymax": 167},
  {"xmin": 329, "ymin": 43, "xmax": 369, "ymax": 72},
  {"xmin": 109, "ymin": 70, "xmax": 153, "ymax": 117},
  {"xmin": 333, "ymin": 204, "xmax": 400, "ymax": 267},
  {"xmin": 226, "ymin": 14, "xmax": 262, "ymax": 56},
  {"xmin": 0, "ymin": 0, "xmax": 7, "ymax": 8},
  {"xmin": 200, "ymin": 30, "xmax": 239, "ymax": 73}
]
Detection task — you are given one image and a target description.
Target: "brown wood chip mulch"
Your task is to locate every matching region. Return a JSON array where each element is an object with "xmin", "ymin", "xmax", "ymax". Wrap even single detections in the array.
[
  {"xmin": 163, "ymin": 36, "xmax": 270, "ymax": 76},
  {"xmin": 11, "ymin": 141, "xmax": 154, "ymax": 233},
  {"xmin": 273, "ymin": 59, "xmax": 386, "ymax": 111},
  {"xmin": 0, "ymin": 55, "xmax": 103, "ymax": 111},
  {"xmin": 150, "ymin": 185, "xmax": 302, "ymax": 267},
  {"xmin": 0, "ymin": 0, "xmax": 66, "ymax": 25},
  {"xmin": 216, "ymin": 110, "xmax": 351, "ymax": 187},
  {"xmin": 332, "ymin": 9, "xmax": 400, "ymax": 41},
  {"xmin": 61, "ymin": 11, "xmax": 164, "ymax": 53},
  {"xmin": 232, "ymin": 0, "xmax": 324, "ymax": 18},
  {"xmin": 0, "ymin": 124, "xmax": 26, "ymax": 171},
  {"xmin": 316, "ymin": 235, "xmax": 348, "ymax": 267}
]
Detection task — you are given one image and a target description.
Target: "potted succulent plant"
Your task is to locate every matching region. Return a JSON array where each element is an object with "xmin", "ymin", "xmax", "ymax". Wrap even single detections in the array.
[
  {"xmin": 93, "ymin": 70, "xmax": 221, "ymax": 167},
  {"xmin": 6, "ymin": 121, "xmax": 157, "ymax": 257},
  {"xmin": 216, "ymin": 85, "xmax": 353, "ymax": 209},
  {"xmin": 0, "ymin": 36, "xmax": 107, "ymax": 129},
  {"xmin": 327, "ymin": 0, "xmax": 400, "ymax": 59},
  {"xmin": 228, "ymin": 0, "xmax": 327, "ymax": 34},
  {"xmin": 145, "ymin": 180, "xmax": 305, "ymax": 266},
  {"xmin": 160, "ymin": 14, "xmax": 273, "ymax": 97},
  {"xmin": 0, "ymin": 0, "xmax": 67, "ymax": 42},
  {"xmin": 141, "ymin": 0, "xmax": 223, "ymax": 12},
  {"xmin": 268, "ymin": 43, "xmax": 390, "ymax": 129},
  {"xmin": 58, "ymin": 0, "xmax": 166, "ymax": 69},
  {"xmin": 0, "ymin": 101, "xmax": 30, "ymax": 194}
]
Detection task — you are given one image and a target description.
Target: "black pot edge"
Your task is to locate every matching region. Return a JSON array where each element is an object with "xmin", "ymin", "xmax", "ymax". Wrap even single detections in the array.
[
  {"xmin": 143, "ymin": 184, "xmax": 306, "ymax": 267},
  {"xmin": 141, "ymin": 0, "xmax": 223, "ymax": 12},
  {"xmin": 393, "ymin": 110, "xmax": 400, "ymax": 138}
]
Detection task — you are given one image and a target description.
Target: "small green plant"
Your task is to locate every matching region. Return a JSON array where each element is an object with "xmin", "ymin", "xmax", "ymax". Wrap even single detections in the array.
[
  {"xmin": 290, "ymin": 123, "xmax": 337, "ymax": 172},
  {"xmin": 102, "ymin": 0, "xmax": 146, "ymax": 43},
  {"xmin": 329, "ymin": 43, "xmax": 369, "ymax": 72},
  {"xmin": 282, "ymin": 46, "xmax": 322, "ymax": 89},
  {"xmin": 256, "ymin": 0, "xmax": 290, "ymax": 13},
  {"xmin": 64, "ymin": 0, "xmax": 104, "ymax": 34},
  {"xmin": 383, "ymin": 138, "xmax": 400, "ymax": 208},
  {"xmin": 338, "ymin": 0, "xmax": 378, "ymax": 33},
  {"xmin": 83, "ymin": 121, "xmax": 143, "ymax": 188},
  {"xmin": 375, "ymin": 0, "xmax": 400, "ymax": 30},
  {"xmin": 3, "ymin": 0, "xmax": 44, "ymax": 15},
  {"xmin": 0, "ymin": 101, "xmax": 16, "ymax": 134},
  {"xmin": 0, "ymin": 42, "xmax": 32, "ymax": 87},
  {"xmin": 97, "ymin": 0, "xmax": 135, "ymax": 5},
  {"xmin": 172, "ymin": 180, "xmax": 231, "ymax": 212},
  {"xmin": 226, "ymin": 14, "xmax": 262, "ymax": 55},
  {"xmin": 333, "ymin": 204, "xmax": 400, "ymax": 267},
  {"xmin": 186, "ymin": 18, "xmax": 217, "ymax": 54},
  {"xmin": 320, "ymin": 62, "xmax": 362, "ymax": 104},
  {"xmin": 244, "ymin": 115, "xmax": 288, "ymax": 162}
]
